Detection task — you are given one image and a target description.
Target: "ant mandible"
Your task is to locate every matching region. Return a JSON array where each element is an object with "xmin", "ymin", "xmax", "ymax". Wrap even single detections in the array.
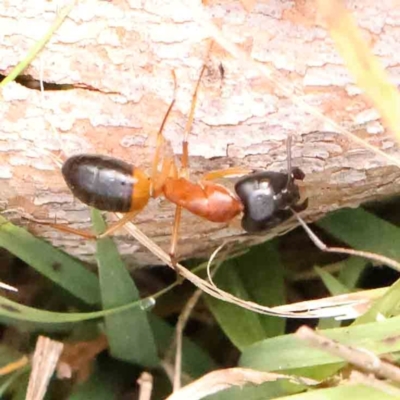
[{"xmin": 46, "ymin": 51, "xmax": 308, "ymax": 263}]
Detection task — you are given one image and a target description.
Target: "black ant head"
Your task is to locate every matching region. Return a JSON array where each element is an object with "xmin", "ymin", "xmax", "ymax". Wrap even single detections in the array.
[
  {"xmin": 234, "ymin": 169, "xmax": 305, "ymax": 233},
  {"xmin": 234, "ymin": 135, "xmax": 307, "ymax": 233}
]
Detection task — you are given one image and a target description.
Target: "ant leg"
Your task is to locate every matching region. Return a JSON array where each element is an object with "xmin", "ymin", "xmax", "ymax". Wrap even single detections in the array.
[
  {"xmin": 292, "ymin": 198, "xmax": 309, "ymax": 213},
  {"xmin": 286, "ymin": 132, "xmax": 292, "ymax": 176},
  {"xmin": 97, "ymin": 210, "xmax": 140, "ymax": 238},
  {"xmin": 151, "ymin": 72, "xmax": 177, "ymax": 197},
  {"xmin": 180, "ymin": 65, "xmax": 207, "ymax": 179},
  {"xmin": 27, "ymin": 210, "xmax": 139, "ymax": 240},
  {"xmin": 201, "ymin": 167, "xmax": 254, "ymax": 181},
  {"xmin": 169, "ymin": 207, "xmax": 182, "ymax": 268},
  {"xmin": 152, "ymin": 158, "xmax": 177, "ymax": 199},
  {"xmin": 44, "ymin": 222, "xmax": 96, "ymax": 239},
  {"xmin": 169, "ymin": 63, "xmax": 209, "ymax": 266},
  {"xmin": 19, "ymin": 215, "xmax": 97, "ymax": 239}
]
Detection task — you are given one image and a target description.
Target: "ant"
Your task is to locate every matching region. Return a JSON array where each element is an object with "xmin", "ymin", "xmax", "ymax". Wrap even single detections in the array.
[{"xmin": 39, "ymin": 55, "xmax": 307, "ymax": 264}]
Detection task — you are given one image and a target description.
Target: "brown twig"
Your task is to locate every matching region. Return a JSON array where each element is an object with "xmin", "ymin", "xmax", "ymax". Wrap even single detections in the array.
[
  {"xmin": 0, "ymin": 281, "xmax": 18, "ymax": 292},
  {"xmin": 349, "ymin": 370, "xmax": 400, "ymax": 397},
  {"xmin": 296, "ymin": 326, "xmax": 400, "ymax": 383},
  {"xmin": 26, "ymin": 336, "xmax": 64, "ymax": 400},
  {"xmin": 118, "ymin": 216, "xmax": 383, "ymax": 320},
  {"xmin": 273, "ymin": 287, "xmax": 383, "ymax": 319},
  {"xmin": 137, "ymin": 371, "xmax": 153, "ymax": 400},
  {"xmin": 173, "ymin": 288, "xmax": 204, "ymax": 391},
  {"xmin": 165, "ymin": 367, "xmax": 318, "ymax": 400}
]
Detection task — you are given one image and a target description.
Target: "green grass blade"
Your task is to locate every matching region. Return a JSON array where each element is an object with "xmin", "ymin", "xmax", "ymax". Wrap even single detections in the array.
[
  {"xmin": 0, "ymin": 293, "xmax": 143, "ymax": 325},
  {"xmin": 68, "ymin": 363, "xmax": 122, "ymax": 400},
  {"xmin": 0, "ymin": 345, "xmax": 29, "ymax": 397},
  {"xmin": 0, "ymin": 280, "xmax": 169, "ymax": 326},
  {"xmin": 0, "ymin": 366, "xmax": 29, "ymax": 398},
  {"xmin": 0, "ymin": 216, "xmax": 100, "ymax": 305},
  {"xmin": 315, "ymin": 267, "xmax": 349, "ymax": 330},
  {"xmin": 0, "ymin": 345, "xmax": 24, "ymax": 369},
  {"xmin": 204, "ymin": 376, "xmax": 309, "ymax": 400},
  {"xmin": 91, "ymin": 209, "xmax": 158, "ymax": 367},
  {"xmin": 277, "ymin": 385, "xmax": 397, "ymax": 400},
  {"xmin": 317, "ymin": 258, "xmax": 364, "ymax": 329},
  {"xmin": 205, "ymin": 262, "xmax": 267, "ymax": 349},
  {"xmin": 317, "ymin": 208, "xmax": 400, "ymax": 323},
  {"xmin": 353, "ymin": 279, "xmax": 400, "ymax": 325},
  {"xmin": 0, "ymin": 296, "xmax": 215, "ymax": 377},
  {"xmin": 205, "ymin": 242, "xmax": 285, "ymax": 350},
  {"xmin": 317, "ymin": 317, "xmax": 340, "ymax": 330},
  {"xmin": 338, "ymin": 257, "xmax": 366, "ymax": 288},
  {"xmin": 149, "ymin": 315, "xmax": 217, "ymax": 378},
  {"xmin": 0, "ymin": 2, "xmax": 75, "ymax": 87},
  {"xmin": 240, "ymin": 314, "xmax": 400, "ymax": 377},
  {"xmin": 9, "ymin": 371, "xmax": 29, "ymax": 400},
  {"xmin": 314, "ymin": 266, "xmax": 349, "ymax": 295}
]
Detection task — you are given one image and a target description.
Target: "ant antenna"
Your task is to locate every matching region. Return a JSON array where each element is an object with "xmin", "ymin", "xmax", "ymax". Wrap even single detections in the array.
[
  {"xmin": 286, "ymin": 133, "xmax": 292, "ymax": 187},
  {"xmin": 292, "ymin": 209, "xmax": 400, "ymax": 272}
]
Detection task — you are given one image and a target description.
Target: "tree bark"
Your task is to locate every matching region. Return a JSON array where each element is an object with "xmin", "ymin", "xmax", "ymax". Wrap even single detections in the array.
[{"xmin": 1, "ymin": 1, "xmax": 399, "ymax": 265}]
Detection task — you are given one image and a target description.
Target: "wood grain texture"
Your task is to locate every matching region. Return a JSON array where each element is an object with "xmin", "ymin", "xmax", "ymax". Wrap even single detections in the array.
[{"xmin": 1, "ymin": 0, "xmax": 400, "ymax": 265}]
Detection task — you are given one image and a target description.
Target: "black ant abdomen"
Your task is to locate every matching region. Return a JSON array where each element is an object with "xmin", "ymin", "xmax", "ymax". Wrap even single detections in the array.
[{"xmin": 62, "ymin": 154, "xmax": 151, "ymax": 213}]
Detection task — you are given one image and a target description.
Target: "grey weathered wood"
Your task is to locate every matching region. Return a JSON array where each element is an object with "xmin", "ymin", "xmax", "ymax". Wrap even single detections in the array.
[{"xmin": 1, "ymin": 1, "xmax": 400, "ymax": 265}]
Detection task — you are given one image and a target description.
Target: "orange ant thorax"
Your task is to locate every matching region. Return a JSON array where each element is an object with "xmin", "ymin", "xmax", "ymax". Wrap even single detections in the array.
[{"xmin": 162, "ymin": 178, "xmax": 243, "ymax": 223}]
